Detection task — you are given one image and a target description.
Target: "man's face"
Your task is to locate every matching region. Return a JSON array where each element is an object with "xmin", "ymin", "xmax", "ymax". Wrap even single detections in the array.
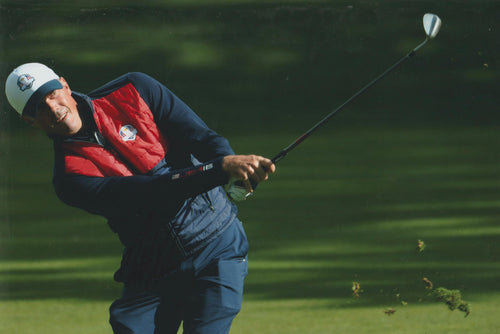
[{"xmin": 23, "ymin": 77, "xmax": 82, "ymax": 137}]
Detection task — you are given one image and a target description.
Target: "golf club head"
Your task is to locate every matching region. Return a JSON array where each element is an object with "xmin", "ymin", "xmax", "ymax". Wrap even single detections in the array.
[{"xmin": 423, "ymin": 13, "xmax": 442, "ymax": 39}]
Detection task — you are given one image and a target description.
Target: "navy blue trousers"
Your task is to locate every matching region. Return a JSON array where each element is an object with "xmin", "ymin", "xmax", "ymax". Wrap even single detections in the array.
[{"xmin": 109, "ymin": 221, "xmax": 249, "ymax": 334}]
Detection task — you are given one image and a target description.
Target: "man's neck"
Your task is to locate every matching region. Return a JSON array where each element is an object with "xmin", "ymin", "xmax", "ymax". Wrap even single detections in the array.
[{"xmin": 72, "ymin": 93, "xmax": 96, "ymax": 137}]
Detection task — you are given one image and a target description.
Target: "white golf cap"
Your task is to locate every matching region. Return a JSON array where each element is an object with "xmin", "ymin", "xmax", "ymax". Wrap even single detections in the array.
[{"xmin": 5, "ymin": 63, "xmax": 63, "ymax": 117}]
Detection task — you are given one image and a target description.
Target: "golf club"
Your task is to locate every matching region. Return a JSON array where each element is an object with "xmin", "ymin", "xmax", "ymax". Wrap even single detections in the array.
[
  {"xmin": 270, "ymin": 13, "xmax": 442, "ymax": 164},
  {"xmin": 232, "ymin": 13, "xmax": 441, "ymax": 197}
]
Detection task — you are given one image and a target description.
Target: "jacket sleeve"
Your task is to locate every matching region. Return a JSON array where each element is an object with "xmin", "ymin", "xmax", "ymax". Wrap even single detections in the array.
[
  {"xmin": 53, "ymin": 157, "xmax": 230, "ymax": 218},
  {"xmin": 129, "ymin": 72, "xmax": 235, "ymax": 161}
]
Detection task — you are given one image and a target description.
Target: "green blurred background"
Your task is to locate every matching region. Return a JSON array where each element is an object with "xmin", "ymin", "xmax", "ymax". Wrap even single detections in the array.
[{"xmin": 1, "ymin": 1, "xmax": 499, "ymax": 333}]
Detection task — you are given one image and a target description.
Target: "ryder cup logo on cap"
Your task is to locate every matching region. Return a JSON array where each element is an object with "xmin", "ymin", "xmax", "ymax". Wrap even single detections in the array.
[
  {"xmin": 119, "ymin": 125, "xmax": 137, "ymax": 142},
  {"xmin": 5, "ymin": 63, "xmax": 63, "ymax": 117},
  {"xmin": 17, "ymin": 74, "xmax": 35, "ymax": 92}
]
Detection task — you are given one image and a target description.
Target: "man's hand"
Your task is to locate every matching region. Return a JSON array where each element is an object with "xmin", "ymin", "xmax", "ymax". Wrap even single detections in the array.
[{"xmin": 222, "ymin": 155, "xmax": 276, "ymax": 199}]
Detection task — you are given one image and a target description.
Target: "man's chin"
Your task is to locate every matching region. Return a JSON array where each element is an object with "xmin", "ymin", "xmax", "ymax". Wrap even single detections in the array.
[{"xmin": 64, "ymin": 118, "xmax": 83, "ymax": 136}]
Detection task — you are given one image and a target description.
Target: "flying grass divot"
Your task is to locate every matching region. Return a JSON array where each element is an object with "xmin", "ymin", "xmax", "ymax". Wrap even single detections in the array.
[
  {"xmin": 423, "ymin": 278, "xmax": 471, "ymax": 317},
  {"xmin": 384, "ymin": 308, "xmax": 396, "ymax": 316},
  {"xmin": 396, "ymin": 293, "xmax": 408, "ymax": 306},
  {"xmin": 352, "ymin": 282, "xmax": 362, "ymax": 299},
  {"xmin": 420, "ymin": 245, "xmax": 470, "ymax": 317},
  {"xmin": 416, "ymin": 239, "xmax": 426, "ymax": 252},
  {"xmin": 349, "ymin": 236, "xmax": 471, "ymax": 318}
]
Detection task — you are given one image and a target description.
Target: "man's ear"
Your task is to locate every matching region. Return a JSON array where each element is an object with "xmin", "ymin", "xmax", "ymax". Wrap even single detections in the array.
[{"xmin": 59, "ymin": 77, "xmax": 72, "ymax": 94}]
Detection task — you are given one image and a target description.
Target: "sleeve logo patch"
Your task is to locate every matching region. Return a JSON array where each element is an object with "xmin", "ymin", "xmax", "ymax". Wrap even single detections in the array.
[
  {"xmin": 170, "ymin": 163, "xmax": 214, "ymax": 181},
  {"xmin": 119, "ymin": 125, "xmax": 137, "ymax": 142}
]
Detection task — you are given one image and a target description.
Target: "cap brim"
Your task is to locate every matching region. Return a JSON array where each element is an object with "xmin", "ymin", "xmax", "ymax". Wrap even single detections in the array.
[{"xmin": 22, "ymin": 79, "xmax": 63, "ymax": 117}]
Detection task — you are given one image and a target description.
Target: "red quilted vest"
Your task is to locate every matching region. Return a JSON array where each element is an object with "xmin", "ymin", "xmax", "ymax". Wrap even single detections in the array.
[{"xmin": 62, "ymin": 83, "xmax": 168, "ymax": 177}]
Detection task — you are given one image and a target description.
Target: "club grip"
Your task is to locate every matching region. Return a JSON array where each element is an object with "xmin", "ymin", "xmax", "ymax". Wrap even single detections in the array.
[
  {"xmin": 232, "ymin": 163, "xmax": 272, "ymax": 191},
  {"xmin": 233, "ymin": 178, "xmax": 259, "ymax": 191}
]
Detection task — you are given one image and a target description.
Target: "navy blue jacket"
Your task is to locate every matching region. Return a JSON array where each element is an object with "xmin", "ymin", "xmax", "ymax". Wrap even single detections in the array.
[{"xmin": 52, "ymin": 73, "xmax": 240, "ymax": 283}]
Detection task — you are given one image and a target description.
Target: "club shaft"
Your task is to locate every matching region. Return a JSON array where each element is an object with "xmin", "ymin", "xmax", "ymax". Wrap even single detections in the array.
[{"xmin": 271, "ymin": 41, "xmax": 426, "ymax": 164}]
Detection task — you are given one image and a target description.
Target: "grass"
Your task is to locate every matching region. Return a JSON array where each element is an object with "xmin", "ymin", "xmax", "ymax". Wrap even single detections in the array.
[
  {"xmin": 1, "ymin": 124, "xmax": 499, "ymax": 333},
  {"xmin": 2, "ymin": 297, "xmax": 500, "ymax": 334}
]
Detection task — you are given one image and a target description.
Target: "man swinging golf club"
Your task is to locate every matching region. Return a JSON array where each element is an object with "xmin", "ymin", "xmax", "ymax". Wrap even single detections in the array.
[{"xmin": 5, "ymin": 63, "xmax": 275, "ymax": 333}]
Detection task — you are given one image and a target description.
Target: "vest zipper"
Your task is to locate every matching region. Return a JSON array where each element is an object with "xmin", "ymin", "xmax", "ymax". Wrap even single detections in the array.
[
  {"xmin": 93, "ymin": 131, "xmax": 106, "ymax": 146},
  {"xmin": 203, "ymin": 193, "xmax": 215, "ymax": 212}
]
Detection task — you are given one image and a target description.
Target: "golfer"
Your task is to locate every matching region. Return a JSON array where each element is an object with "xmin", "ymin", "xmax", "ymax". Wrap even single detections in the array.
[{"xmin": 5, "ymin": 63, "xmax": 275, "ymax": 333}]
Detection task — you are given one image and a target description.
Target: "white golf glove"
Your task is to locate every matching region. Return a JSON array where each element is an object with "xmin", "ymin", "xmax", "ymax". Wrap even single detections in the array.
[{"xmin": 225, "ymin": 179, "xmax": 253, "ymax": 202}]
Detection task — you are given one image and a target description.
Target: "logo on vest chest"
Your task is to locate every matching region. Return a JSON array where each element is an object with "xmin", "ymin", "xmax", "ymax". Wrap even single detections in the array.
[{"xmin": 119, "ymin": 125, "xmax": 137, "ymax": 142}]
